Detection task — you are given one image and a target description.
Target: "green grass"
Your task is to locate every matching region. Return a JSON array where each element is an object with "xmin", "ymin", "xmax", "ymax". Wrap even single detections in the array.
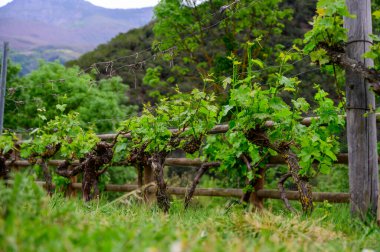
[{"xmin": 0, "ymin": 175, "xmax": 379, "ymax": 252}]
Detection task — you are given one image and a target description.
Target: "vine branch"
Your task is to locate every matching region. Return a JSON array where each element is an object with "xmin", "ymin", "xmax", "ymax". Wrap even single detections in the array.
[{"xmin": 323, "ymin": 45, "xmax": 380, "ymax": 95}]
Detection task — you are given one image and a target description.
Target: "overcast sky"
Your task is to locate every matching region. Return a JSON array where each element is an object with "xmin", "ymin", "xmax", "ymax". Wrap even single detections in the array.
[{"xmin": 0, "ymin": 0, "xmax": 160, "ymax": 9}]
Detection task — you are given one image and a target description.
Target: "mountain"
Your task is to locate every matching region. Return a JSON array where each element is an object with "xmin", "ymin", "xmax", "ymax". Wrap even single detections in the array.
[{"xmin": 0, "ymin": 0, "xmax": 154, "ymax": 74}]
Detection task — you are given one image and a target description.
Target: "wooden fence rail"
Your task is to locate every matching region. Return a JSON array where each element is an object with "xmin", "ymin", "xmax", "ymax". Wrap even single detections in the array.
[
  {"xmin": 6, "ymin": 153, "xmax": 378, "ymax": 169},
  {"xmin": 96, "ymin": 113, "xmax": 380, "ymax": 141},
  {"xmin": 6, "ymin": 180, "xmax": 350, "ymax": 203}
]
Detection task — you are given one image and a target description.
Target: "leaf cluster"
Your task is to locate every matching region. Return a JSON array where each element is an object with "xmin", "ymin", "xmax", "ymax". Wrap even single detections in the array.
[
  {"xmin": 20, "ymin": 108, "xmax": 100, "ymax": 161},
  {"xmin": 304, "ymin": 0, "xmax": 352, "ymax": 54},
  {"xmin": 116, "ymin": 88, "xmax": 219, "ymax": 157},
  {"xmin": 363, "ymin": 11, "xmax": 380, "ymax": 71},
  {"xmin": 0, "ymin": 131, "xmax": 17, "ymax": 156},
  {"xmin": 204, "ymin": 52, "xmax": 345, "ymax": 178},
  {"xmin": 296, "ymin": 86, "xmax": 345, "ymax": 176}
]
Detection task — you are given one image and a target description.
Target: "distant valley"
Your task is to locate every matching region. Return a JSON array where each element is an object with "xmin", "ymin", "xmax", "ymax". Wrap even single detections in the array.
[{"xmin": 0, "ymin": 0, "xmax": 154, "ymax": 74}]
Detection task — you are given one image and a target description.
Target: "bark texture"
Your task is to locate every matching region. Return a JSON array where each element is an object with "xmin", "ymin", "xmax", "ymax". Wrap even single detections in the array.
[
  {"xmin": 56, "ymin": 141, "xmax": 114, "ymax": 201},
  {"xmin": 150, "ymin": 152, "xmax": 170, "ymax": 213},
  {"xmin": 343, "ymin": 0, "xmax": 379, "ymax": 217},
  {"xmin": 245, "ymin": 127, "xmax": 314, "ymax": 213},
  {"xmin": 40, "ymin": 160, "xmax": 53, "ymax": 195},
  {"xmin": 184, "ymin": 162, "xmax": 220, "ymax": 209},
  {"xmin": 0, "ymin": 155, "xmax": 9, "ymax": 179}
]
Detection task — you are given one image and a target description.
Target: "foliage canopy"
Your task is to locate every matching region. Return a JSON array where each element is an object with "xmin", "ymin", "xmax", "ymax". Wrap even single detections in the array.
[{"xmin": 5, "ymin": 61, "xmax": 136, "ymax": 132}]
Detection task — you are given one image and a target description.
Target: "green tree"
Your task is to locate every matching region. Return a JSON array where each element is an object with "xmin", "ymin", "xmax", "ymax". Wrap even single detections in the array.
[
  {"xmin": 4, "ymin": 61, "xmax": 136, "ymax": 132},
  {"xmin": 153, "ymin": 0, "xmax": 293, "ymax": 76}
]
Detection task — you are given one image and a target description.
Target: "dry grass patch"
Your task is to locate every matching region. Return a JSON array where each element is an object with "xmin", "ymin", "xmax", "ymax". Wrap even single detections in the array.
[{"xmin": 227, "ymin": 210, "xmax": 346, "ymax": 251}]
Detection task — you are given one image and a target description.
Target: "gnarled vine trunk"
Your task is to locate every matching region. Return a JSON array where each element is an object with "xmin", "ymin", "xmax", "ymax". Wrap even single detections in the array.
[
  {"xmin": 80, "ymin": 154, "xmax": 99, "ymax": 201},
  {"xmin": 56, "ymin": 141, "xmax": 113, "ymax": 202},
  {"xmin": 245, "ymin": 127, "xmax": 314, "ymax": 213},
  {"xmin": 81, "ymin": 142, "xmax": 113, "ymax": 201},
  {"xmin": 184, "ymin": 162, "xmax": 220, "ymax": 209},
  {"xmin": 241, "ymin": 166, "xmax": 265, "ymax": 210},
  {"xmin": 240, "ymin": 153, "xmax": 266, "ymax": 210},
  {"xmin": 150, "ymin": 152, "xmax": 170, "ymax": 213},
  {"xmin": 283, "ymin": 150, "xmax": 313, "ymax": 213},
  {"xmin": 125, "ymin": 145, "xmax": 154, "ymax": 202},
  {"xmin": 40, "ymin": 160, "xmax": 53, "ymax": 195},
  {"xmin": 0, "ymin": 156, "xmax": 9, "ymax": 179}
]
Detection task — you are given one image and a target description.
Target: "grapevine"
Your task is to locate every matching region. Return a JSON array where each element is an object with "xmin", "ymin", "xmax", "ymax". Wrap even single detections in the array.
[
  {"xmin": 199, "ymin": 42, "xmax": 345, "ymax": 213},
  {"xmin": 115, "ymin": 89, "xmax": 218, "ymax": 212},
  {"xmin": 21, "ymin": 107, "xmax": 100, "ymax": 198},
  {"xmin": 0, "ymin": 132, "xmax": 17, "ymax": 180}
]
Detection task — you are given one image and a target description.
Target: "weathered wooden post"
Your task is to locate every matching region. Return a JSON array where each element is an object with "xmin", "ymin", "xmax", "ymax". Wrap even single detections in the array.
[
  {"xmin": 377, "ymin": 186, "xmax": 380, "ymax": 225},
  {"xmin": 344, "ymin": 0, "xmax": 379, "ymax": 217},
  {"xmin": 249, "ymin": 167, "xmax": 265, "ymax": 211},
  {"xmin": 0, "ymin": 42, "xmax": 9, "ymax": 134},
  {"xmin": 143, "ymin": 165, "xmax": 156, "ymax": 203},
  {"xmin": 67, "ymin": 177, "xmax": 78, "ymax": 198}
]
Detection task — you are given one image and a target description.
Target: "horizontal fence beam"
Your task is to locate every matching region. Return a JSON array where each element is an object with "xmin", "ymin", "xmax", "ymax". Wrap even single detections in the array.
[
  {"xmin": 5, "ymin": 153, "xmax": 357, "ymax": 168},
  {"xmin": 6, "ymin": 180, "xmax": 350, "ymax": 203},
  {"xmin": 97, "ymin": 113, "xmax": 380, "ymax": 141}
]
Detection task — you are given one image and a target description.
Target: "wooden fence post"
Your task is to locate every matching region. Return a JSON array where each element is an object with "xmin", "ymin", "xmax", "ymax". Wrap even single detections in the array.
[
  {"xmin": 377, "ymin": 184, "xmax": 380, "ymax": 225},
  {"xmin": 67, "ymin": 176, "xmax": 77, "ymax": 198},
  {"xmin": 249, "ymin": 167, "xmax": 265, "ymax": 210},
  {"xmin": 143, "ymin": 165, "xmax": 155, "ymax": 203},
  {"xmin": 0, "ymin": 42, "xmax": 9, "ymax": 134},
  {"xmin": 344, "ymin": 0, "xmax": 379, "ymax": 217}
]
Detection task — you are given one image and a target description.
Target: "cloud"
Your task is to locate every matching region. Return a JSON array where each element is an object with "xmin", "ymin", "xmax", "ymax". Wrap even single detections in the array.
[
  {"xmin": 84, "ymin": 0, "xmax": 160, "ymax": 9},
  {"xmin": 0, "ymin": 0, "xmax": 160, "ymax": 9},
  {"xmin": 0, "ymin": 0, "xmax": 12, "ymax": 7}
]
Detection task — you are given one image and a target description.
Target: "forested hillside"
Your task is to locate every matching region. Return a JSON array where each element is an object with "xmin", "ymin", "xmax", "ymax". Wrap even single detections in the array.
[
  {"xmin": 67, "ymin": 23, "xmax": 161, "ymax": 105},
  {"xmin": 68, "ymin": 0, "xmax": 334, "ymax": 106}
]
